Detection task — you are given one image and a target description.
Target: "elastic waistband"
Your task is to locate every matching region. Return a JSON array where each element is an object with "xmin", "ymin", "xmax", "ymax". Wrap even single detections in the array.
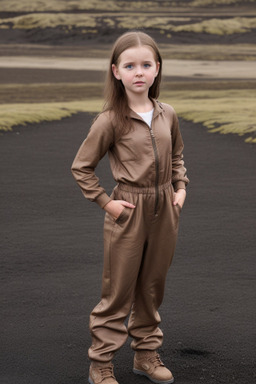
[{"xmin": 117, "ymin": 181, "xmax": 171, "ymax": 194}]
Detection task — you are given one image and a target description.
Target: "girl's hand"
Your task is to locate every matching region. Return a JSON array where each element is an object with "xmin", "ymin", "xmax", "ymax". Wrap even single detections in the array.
[
  {"xmin": 173, "ymin": 188, "xmax": 186, "ymax": 209},
  {"xmin": 104, "ymin": 200, "xmax": 136, "ymax": 220}
]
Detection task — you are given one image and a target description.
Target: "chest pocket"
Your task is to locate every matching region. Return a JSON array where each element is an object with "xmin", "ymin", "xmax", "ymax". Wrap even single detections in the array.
[
  {"xmin": 115, "ymin": 136, "xmax": 138, "ymax": 162},
  {"xmin": 115, "ymin": 127, "xmax": 152, "ymax": 162}
]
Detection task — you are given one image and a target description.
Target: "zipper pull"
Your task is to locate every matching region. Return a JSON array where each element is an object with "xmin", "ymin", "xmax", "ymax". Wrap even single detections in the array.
[{"xmin": 149, "ymin": 127, "xmax": 155, "ymax": 138}]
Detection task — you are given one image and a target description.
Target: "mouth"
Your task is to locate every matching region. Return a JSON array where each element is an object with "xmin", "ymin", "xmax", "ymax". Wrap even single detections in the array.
[{"xmin": 134, "ymin": 81, "xmax": 145, "ymax": 86}]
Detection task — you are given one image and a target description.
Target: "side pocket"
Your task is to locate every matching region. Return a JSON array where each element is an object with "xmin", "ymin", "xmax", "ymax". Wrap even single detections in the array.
[
  {"xmin": 169, "ymin": 184, "xmax": 181, "ymax": 216},
  {"xmin": 115, "ymin": 207, "xmax": 129, "ymax": 225},
  {"xmin": 176, "ymin": 203, "xmax": 182, "ymax": 213}
]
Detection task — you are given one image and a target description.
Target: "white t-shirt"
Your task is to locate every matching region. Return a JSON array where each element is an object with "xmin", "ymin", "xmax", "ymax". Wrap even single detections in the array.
[{"xmin": 137, "ymin": 109, "xmax": 154, "ymax": 127}]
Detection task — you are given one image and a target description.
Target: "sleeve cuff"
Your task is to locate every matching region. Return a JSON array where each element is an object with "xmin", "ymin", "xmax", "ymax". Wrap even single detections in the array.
[
  {"xmin": 173, "ymin": 181, "xmax": 187, "ymax": 192},
  {"xmin": 95, "ymin": 193, "xmax": 112, "ymax": 209}
]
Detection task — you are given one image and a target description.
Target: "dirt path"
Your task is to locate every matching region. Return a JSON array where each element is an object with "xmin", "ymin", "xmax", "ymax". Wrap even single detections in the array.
[
  {"xmin": 1, "ymin": 56, "xmax": 256, "ymax": 79},
  {"xmin": 0, "ymin": 114, "xmax": 255, "ymax": 384}
]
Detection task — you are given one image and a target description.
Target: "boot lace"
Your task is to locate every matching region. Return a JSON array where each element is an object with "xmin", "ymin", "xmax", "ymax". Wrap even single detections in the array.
[
  {"xmin": 99, "ymin": 365, "xmax": 115, "ymax": 380},
  {"xmin": 148, "ymin": 353, "xmax": 164, "ymax": 368}
]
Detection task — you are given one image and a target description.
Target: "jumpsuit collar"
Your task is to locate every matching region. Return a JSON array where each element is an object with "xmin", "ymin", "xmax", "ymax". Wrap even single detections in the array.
[{"xmin": 129, "ymin": 99, "xmax": 164, "ymax": 122}]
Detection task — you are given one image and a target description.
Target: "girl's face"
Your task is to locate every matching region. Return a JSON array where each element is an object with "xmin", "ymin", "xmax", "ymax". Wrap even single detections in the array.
[{"xmin": 112, "ymin": 45, "xmax": 160, "ymax": 100}]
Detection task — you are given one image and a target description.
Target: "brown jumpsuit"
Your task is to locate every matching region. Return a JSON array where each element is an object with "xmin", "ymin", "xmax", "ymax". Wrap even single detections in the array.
[{"xmin": 71, "ymin": 99, "xmax": 189, "ymax": 363}]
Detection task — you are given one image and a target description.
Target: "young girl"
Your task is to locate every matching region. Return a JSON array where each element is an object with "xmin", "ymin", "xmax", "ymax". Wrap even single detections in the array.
[{"xmin": 71, "ymin": 31, "xmax": 189, "ymax": 384}]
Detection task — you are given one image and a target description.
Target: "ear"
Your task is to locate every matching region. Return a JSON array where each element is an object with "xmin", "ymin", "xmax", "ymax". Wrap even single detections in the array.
[
  {"xmin": 112, "ymin": 64, "xmax": 121, "ymax": 80},
  {"xmin": 155, "ymin": 61, "xmax": 160, "ymax": 77}
]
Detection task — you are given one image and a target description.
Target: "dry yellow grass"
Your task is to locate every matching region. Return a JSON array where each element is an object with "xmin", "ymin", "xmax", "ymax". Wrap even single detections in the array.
[
  {"xmin": 1, "ymin": 0, "xmax": 255, "ymax": 12},
  {"xmin": 191, "ymin": 0, "xmax": 255, "ymax": 6},
  {"xmin": 162, "ymin": 89, "xmax": 256, "ymax": 142},
  {"xmin": 116, "ymin": 16, "xmax": 190, "ymax": 31},
  {"xmin": 1, "ymin": 12, "xmax": 255, "ymax": 37},
  {"xmin": 0, "ymin": 100, "xmax": 103, "ymax": 132},
  {"xmin": 0, "ymin": 13, "xmax": 97, "ymax": 29},
  {"xmin": 0, "ymin": 0, "xmax": 113, "ymax": 12},
  {"xmin": 0, "ymin": 1, "xmax": 174, "ymax": 12},
  {"xmin": 173, "ymin": 17, "xmax": 256, "ymax": 35},
  {"xmin": 1, "ymin": 89, "xmax": 255, "ymax": 143},
  {"xmin": 0, "ymin": 14, "xmax": 190, "ymax": 30},
  {"xmin": 1, "ymin": 0, "xmax": 256, "ymax": 12}
]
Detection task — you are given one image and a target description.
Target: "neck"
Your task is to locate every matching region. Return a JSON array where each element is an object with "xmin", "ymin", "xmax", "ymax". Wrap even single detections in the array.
[{"xmin": 128, "ymin": 94, "xmax": 154, "ymax": 114}]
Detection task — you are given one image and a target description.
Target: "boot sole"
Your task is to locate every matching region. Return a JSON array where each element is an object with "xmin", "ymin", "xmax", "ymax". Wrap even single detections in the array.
[
  {"xmin": 133, "ymin": 368, "xmax": 174, "ymax": 384},
  {"xmin": 88, "ymin": 375, "xmax": 118, "ymax": 384}
]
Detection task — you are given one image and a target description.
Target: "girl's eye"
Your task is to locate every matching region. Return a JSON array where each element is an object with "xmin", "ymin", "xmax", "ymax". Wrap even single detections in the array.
[
  {"xmin": 144, "ymin": 64, "xmax": 151, "ymax": 68},
  {"xmin": 126, "ymin": 64, "xmax": 133, "ymax": 69}
]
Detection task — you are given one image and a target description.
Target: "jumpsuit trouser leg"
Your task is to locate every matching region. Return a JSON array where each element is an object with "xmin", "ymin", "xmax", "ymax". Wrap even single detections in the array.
[{"xmin": 88, "ymin": 182, "xmax": 181, "ymax": 363}]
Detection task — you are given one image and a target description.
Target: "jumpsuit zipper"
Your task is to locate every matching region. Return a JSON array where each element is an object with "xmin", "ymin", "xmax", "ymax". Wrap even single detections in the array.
[{"xmin": 148, "ymin": 125, "xmax": 160, "ymax": 216}]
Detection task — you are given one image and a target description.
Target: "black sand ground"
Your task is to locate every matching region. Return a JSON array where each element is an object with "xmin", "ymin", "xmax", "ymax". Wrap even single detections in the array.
[
  {"xmin": 0, "ymin": 114, "xmax": 255, "ymax": 384},
  {"xmin": 1, "ymin": 24, "xmax": 255, "ymax": 47}
]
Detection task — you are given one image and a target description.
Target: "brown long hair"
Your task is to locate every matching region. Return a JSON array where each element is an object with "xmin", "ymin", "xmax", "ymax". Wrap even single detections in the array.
[{"xmin": 103, "ymin": 31, "xmax": 162, "ymax": 136}]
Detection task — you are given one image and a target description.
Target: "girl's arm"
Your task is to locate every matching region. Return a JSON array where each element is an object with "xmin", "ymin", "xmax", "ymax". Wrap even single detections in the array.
[
  {"xmin": 71, "ymin": 112, "xmax": 114, "ymax": 209},
  {"xmin": 171, "ymin": 112, "xmax": 189, "ymax": 190},
  {"xmin": 72, "ymin": 112, "xmax": 136, "ymax": 218},
  {"xmin": 171, "ymin": 111, "xmax": 189, "ymax": 208}
]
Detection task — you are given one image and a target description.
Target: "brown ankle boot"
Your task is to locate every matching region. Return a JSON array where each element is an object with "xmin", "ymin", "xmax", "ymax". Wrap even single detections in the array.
[
  {"xmin": 89, "ymin": 362, "xmax": 119, "ymax": 384},
  {"xmin": 133, "ymin": 350, "xmax": 174, "ymax": 384}
]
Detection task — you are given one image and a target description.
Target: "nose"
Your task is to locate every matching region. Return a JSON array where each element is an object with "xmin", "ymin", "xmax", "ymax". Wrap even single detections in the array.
[{"xmin": 135, "ymin": 65, "xmax": 143, "ymax": 76}]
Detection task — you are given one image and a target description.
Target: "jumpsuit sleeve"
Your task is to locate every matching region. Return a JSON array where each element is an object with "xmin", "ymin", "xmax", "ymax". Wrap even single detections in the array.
[
  {"xmin": 171, "ymin": 111, "xmax": 189, "ymax": 191},
  {"xmin": 71, "ymin": 112, "xmax": 114, "ymax": 209}
]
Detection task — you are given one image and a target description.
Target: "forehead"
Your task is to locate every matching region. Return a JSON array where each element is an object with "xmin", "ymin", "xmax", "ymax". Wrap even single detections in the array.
[{"xmin": 118, "ymin": 45, "xmax": 156, "ymax": 63}]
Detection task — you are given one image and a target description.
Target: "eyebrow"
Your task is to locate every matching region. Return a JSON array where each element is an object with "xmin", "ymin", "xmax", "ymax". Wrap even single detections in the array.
[{"xmin": 122, "ymin": 60, "xmax": 154, "ymax": 66}]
